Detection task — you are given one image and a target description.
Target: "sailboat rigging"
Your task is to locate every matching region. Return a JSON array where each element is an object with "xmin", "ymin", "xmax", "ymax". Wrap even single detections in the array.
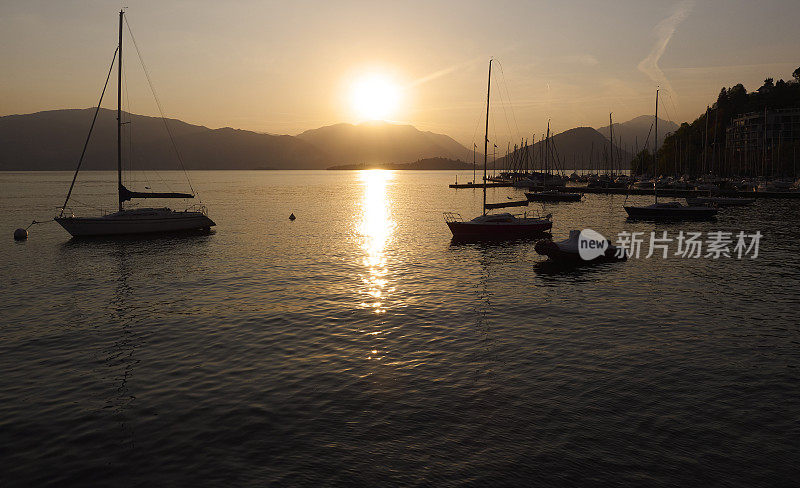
[
  {"xmin": 624, "ymin": 88, "xmax": 717, "ymax": 220},
  {"xmin": 444, "ymin": 59, "xmax": 552, "ymax": 240},
  {"xmin": 55, "ymin": 10, "xmax": 215, "ymax": 237},
  {"xmin": 525, "ymin": 120, "xmax": 583, "ymax": 202}
]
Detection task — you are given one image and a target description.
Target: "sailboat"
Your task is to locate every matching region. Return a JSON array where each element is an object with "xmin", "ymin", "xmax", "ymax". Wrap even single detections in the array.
[
  {"xmin": 445, "ymin": 60, "xmax": 552, "ymax": 240},
  {"xmin": 55, "ymin": 10, "xmax": 215, "ymax": 238},
  {"xmin": 624, "ymin": 89, "xmax": 717, "ymax": 220}
]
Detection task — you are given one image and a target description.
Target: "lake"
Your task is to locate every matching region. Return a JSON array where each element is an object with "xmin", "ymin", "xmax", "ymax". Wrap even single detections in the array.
[{"xmin": 1, "ymin": 170, "xmax": 799, "ymax": 487}]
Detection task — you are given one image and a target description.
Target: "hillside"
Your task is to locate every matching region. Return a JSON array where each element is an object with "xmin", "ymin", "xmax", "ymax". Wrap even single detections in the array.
[
  {"xmin": 0, "ymin": 108, "xmax": 330, "ymax": 171},
  {"xmin": 297, "ymin": 121, "xmax": 472, "ymax": 165},
  {"xmin": 0, "ymin": 110, "xmax": 476, "ymax": 171},
  {"xmin": 648, "ymin": 74, "xmax": 800, "ymax": 176}
]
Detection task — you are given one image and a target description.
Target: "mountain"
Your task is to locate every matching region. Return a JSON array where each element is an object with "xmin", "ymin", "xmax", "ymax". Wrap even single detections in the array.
[
  {"xmin": 0, "ymin": 108, "xmax": 329, "ymax": 171},
  {"xmin": 493, "ymin": 127, "xmax": 631, "ymax": 170},
  {"xmin": 297, "ymin": 121, "xmax": 472, "ymax": 165},
  {"xmin": 596, "ymin": 115, "xmax": 679, "ymax": 152},
  {"xmin": 0, "ymin": 110, "xmax": 474, "ymax": 171}
]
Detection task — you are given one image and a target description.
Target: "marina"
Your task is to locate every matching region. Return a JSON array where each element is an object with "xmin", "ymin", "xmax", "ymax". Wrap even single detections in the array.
[{"xmin": 3, "ymin": 1, "xmax": 800, "ymax": 486}]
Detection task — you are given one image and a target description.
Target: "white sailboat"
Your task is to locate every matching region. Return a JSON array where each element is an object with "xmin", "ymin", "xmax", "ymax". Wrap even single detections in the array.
[{"xmin": 55, "ymin": 10, "xmax": 215, "ymax": 238}]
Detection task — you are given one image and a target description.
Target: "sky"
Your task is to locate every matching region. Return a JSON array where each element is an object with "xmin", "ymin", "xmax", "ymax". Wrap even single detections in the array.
[{"xmin": 1, "ymin": 0, "xmax": 798, "ymax": 148}]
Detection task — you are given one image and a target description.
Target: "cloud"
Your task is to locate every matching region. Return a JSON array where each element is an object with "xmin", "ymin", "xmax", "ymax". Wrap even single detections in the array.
[
  {"xmin": 637, "ymin": 0, "xmax": 694, "ymax": 98},
  {"xmin": 407, "ymin": 57, "xmax": 483, "ymax": 88},
  {"xmin": 563, "ymin": 54, "xmax": 599, "ymax": 67}
]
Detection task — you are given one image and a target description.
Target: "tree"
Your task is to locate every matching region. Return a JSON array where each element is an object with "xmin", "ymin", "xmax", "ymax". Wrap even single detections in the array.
[
  {"xmin": 630, "ymin": 149, "xmax": 653, "ymax": 175},
  {"xmin": 793, "ymin": 66, "xmax": 800, "ymax": 83}
]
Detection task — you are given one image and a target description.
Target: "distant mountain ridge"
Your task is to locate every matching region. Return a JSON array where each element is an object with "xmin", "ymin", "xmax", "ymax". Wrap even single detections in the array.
[
  {"xmin": 1, "ymin": 109, "xmax": 674, "ymax": 171},
  {"xmin": 596, "ymin": 115, "xmax": 679, "ymax": 152},
  {"xmin": 297, "ymin": 121, "xmax": 471, "ymax": 165},
  {"xmin": 0, "ymin": 108, "xmax": 329, "ymax": 171},
  {"xmin": 0, "ymin": 110, "xmax": 473, "ymax": 171}
]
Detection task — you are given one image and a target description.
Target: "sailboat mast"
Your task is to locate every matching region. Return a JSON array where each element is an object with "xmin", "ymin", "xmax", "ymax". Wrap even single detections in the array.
[
  {"xmin": 545, "ymin": 120, "xmax": 550, "ymax": 181},
  {"xmin": 117, "ymin": 9, "xmax": 124, "ymax": 212},
  {"xmin": 609, "ymin": 113, "xmax": 614, "ymax": 177},
  {"xmin": 654, "ymin": 89, "xmax": 658, "ymax": 173},
  {"xmin": 654, "ymin": 89, "xmax": 659, "ymax": 203},
  {"xmin": 703, "ymin": 106, "xmax": 709, "ymax": 176},
  {"xmin": 483, "ymin": 59, "xmax": 492, "ymax": 215}
]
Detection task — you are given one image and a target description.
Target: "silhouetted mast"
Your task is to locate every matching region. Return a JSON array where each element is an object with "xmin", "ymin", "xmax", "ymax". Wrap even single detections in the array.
[
  {"xmin": 545, "ymin": 120, "xmax": 550, "ymax": 181},
  {"xmin": 473, "ymin": 143, "xmax": 476, "ymax": 183},
  {"xmin": 654, "ymin": 88, "xmax": 659, "ymax": 203},
  {"xmin": 609, "ymin": 113, "xmax": 614, "ymax": 176},
  {"xmin": 703, "ymin": 106, "xmax": 709, "ymax": 175},
  {"xmin": 654, "ymin": 89, "xmax": 659, "ymax": 173},
  {"xmin": 483, "ymin": 59, "xmax": 492, "ymax": 214},
  {"xmin": 117, "ymin": 9, "xmax": 123, "ymax": 212}
]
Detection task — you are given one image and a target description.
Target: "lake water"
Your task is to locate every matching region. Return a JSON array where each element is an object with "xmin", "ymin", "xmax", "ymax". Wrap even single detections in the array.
[{"xmin": 1, "ymin": 170, "xmax": 799, "ymax": 487}]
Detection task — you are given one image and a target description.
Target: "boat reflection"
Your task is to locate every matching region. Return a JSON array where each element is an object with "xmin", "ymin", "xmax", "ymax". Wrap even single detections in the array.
[{"xmin": 358, "ymin": 170, "xmax": 396, "ymax": 317}]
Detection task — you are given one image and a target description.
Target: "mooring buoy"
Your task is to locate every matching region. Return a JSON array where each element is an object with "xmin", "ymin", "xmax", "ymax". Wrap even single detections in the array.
[
  {"xmin": 14, "ymin": 228, "xmax": 28, "ymax": 241},
  {"xmin": 289, "ymin": 213, "xmax": 296, "ymax": 221}
]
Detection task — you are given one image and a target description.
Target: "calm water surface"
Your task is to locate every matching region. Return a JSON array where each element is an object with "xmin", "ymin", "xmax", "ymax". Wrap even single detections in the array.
[{"xmin": 1, "ymin": 170, "xmax": 799, "ymax": 487}]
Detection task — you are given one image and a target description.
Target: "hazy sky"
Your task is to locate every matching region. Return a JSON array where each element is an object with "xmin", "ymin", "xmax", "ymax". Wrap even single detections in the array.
[{"xmin": 1, "ymin": 0, "xmax": 798, "ymax": 147}]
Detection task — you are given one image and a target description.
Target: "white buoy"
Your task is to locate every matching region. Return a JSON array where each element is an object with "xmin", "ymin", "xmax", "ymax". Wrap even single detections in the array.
[
  {"xmin": 14, "ymin": 228, "xmax": 28, "ymax": 241},
  {"xmin": 289, "ymin": 213, "xmax": 296, "ymax": 221}
]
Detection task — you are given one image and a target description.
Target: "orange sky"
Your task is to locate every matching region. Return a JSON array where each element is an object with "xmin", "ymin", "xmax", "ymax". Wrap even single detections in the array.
[{"xmin": 1, "ymin": 0, "xmax": 798, "ymax": 147}]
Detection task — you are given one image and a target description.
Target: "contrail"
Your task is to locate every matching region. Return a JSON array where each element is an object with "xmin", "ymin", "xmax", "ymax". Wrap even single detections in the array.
[
  {"xmin": 407, "ymin": 57, "xmax": 482, "ymax": 88},
  {"xmin": 637, "ymin": 0, "xmax": 694, "ymax": 98}
]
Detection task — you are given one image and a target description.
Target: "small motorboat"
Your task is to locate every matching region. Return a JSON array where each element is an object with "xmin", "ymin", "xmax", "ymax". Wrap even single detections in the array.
[
  {"xmin": 525, "ymin": 190, "xmax": 582, "ymax": 202},
  {"xmin": 624, "ymin": 201, "xmax": 718, "ymax": 220},
  {"xmin": 686, "ymin": 196, "xmax": 755, "ymax": 207},
  {"xmin": 534, "ymin": 230, "xmax": 626, "ymax": 263}
]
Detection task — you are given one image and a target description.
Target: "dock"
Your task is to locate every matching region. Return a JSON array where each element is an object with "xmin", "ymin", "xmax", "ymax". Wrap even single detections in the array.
[
  {"xmin": 449, "ymin": 182, "xmax": 513, "ymax": 189},
  {"xmin": 485, "ymin": 200, "xmax": 529, "ymax": 210},
  {"xmin": 577, "ymin": 187, "xmax": 800, "ymax": 199},
  {"xmin": 579, "ymin": 187, "xmax": 707, "ymax": 197}
]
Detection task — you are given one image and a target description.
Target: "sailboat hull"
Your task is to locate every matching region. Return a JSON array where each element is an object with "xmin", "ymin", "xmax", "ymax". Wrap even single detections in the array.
[
  {"xmin": 446, "ymin": 220, "xmax": 552, "ymax": 240},
  {"xmin": 623, "ymin": 205, "xmax": 717, "ymax": 220},
  {"xmin": 55, "ymin": 209, "xmax": 215, "ymax": 237},
  {"xmin": 525, "ymin": 191, "xmax": 582, "ymax": 202}
]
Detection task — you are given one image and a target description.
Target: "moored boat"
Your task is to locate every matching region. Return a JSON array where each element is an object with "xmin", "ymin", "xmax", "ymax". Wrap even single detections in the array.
[
  {"xmin": 54, "ymin": 10, "xmax": 215, "ymax": 238},
  {"xmin": 525, "ymin": 189, "xmax": 582, "ymax": 202},
  {"xmin": 623, "ymin": 90, "xmax": 717, "ymax": 221},
  {"xmin": 445, "ymin": 59, "xmax": 553, "ymax": 241},
  {"xmin": 56, "ymin": 207, "xmax": 214, "ymax": 237},
  {"xmin": 446, "ymin": 212, "xmax": 552, "ymax": 240},
  {"xmin": 624, "ymin": 201, "xmax": 718, "ymax": 220}
]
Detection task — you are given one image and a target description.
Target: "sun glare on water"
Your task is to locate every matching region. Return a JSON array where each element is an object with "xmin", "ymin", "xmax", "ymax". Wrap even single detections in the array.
[{"xmin": 350, "ymin": 73, "xmax": 402, "ymax": 121}]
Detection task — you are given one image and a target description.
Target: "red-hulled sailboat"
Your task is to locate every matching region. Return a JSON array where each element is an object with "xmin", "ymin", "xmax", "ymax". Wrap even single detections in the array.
[{"xmin": 445, "ymin": 60, "xmax": 552, "ymax": 240}]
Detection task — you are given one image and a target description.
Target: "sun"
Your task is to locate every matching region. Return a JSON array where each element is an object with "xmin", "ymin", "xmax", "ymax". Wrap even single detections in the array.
[{"xmin": 349, "ymin": 74, "xmax": 401, "ymax": 121}]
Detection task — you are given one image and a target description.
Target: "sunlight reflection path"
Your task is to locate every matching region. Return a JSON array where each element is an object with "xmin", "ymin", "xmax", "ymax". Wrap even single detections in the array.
[{"xmin": 358, "ymin": 170, "xmax": 396, "ymax": 320}]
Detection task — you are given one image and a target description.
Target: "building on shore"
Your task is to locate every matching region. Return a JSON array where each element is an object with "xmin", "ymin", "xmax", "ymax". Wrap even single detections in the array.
[{"xmin": 726, "ymin": 108, "xmax": 800, "ymax": 176}]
